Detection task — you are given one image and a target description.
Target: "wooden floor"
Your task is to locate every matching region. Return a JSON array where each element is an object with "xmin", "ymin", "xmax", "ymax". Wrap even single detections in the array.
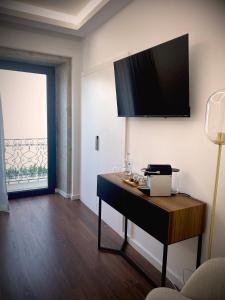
[{"xmin": 0, "ymin": 194, "xmax": 157, "ymax": 300}]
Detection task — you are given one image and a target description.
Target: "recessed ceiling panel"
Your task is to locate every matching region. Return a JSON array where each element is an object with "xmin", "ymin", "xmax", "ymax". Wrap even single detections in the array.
[
  {"xmin": 15, "ymin": 0, "xmax": 90, "ymax": 16},
  {"xmin": 0, "ymin": 0, "xmax": 132, "ymax": 37}
]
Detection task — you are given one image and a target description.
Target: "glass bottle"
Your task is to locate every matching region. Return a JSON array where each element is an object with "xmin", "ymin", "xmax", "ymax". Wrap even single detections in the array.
[{"xmin": 124, "ymin": 153, "xmax": 133, "ymax": 177}]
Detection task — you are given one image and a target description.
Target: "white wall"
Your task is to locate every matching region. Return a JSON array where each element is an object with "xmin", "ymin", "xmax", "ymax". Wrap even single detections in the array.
[
  {"xmin": 0, "ymin": 25, "xmax": 82, "ymax": 198},
  {"xmin": 82, "ymin": 0, "xmax": 225, "ymax": 287}
]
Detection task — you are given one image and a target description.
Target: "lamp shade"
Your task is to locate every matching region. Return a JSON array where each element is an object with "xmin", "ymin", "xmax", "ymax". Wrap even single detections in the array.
[{"xmin": 205, "ymin": 89, "xmax": 225, "ymax": 145}]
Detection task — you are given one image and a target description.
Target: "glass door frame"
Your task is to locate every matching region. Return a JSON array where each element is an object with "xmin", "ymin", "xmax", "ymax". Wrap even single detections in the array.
[{"xmin": 0, "ymin": 60, "xmax": 56, "ymax": 199}]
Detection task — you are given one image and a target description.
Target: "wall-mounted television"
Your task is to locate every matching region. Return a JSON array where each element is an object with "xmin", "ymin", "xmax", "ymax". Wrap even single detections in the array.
[{"xmin": 113, "ymin": 34, "xmax": 190, "ymax": 117}]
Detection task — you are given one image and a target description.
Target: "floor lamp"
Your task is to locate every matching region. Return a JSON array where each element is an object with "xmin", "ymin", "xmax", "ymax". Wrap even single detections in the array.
[{"xmin": 205, "ymin": 89, "xmax": 225, "ymax": 259}]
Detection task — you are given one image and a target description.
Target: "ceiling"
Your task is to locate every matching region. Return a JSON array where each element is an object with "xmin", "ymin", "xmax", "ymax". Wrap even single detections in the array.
[
  {"xmin": 14, "ymin": 0, "xmax": 90, "ymax": 16},
  {"xmin": 0, "ymin": 0, "xmax": 131, "ymax": 37}
]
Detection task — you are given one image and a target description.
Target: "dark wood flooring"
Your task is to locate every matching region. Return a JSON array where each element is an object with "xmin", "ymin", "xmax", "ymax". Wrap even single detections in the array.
[{"xmin": 0, "ymin": 194, "xmax": 161, "ymax": 300}]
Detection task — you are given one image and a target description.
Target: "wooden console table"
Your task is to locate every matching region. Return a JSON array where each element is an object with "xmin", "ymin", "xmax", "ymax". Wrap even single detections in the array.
[{"xmin": 97, "ymin": 173, "xmax": 206, "ymax": 287}]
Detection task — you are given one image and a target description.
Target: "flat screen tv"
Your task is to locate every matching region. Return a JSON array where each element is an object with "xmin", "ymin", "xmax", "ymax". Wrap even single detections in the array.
[{"xmin": 114, "ymin": 34, "xmax": 190, "ymax": 117}]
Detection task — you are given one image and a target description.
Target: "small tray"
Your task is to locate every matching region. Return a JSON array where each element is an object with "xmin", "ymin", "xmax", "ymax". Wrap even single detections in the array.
[{"xmin": 122, "ymin": 179, "xmax": 138, "ymax": 187}]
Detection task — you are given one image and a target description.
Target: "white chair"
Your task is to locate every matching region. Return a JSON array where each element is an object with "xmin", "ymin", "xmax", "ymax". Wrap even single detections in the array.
[{"xmin": 146, "ymin": 258, "xmax": 225, "ymax": 300}]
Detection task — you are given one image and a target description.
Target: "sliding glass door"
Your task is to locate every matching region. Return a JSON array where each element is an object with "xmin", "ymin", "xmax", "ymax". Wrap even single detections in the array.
[{"xmin": 0, "ymin": 60, "xmax": 56, "ymax": 198}]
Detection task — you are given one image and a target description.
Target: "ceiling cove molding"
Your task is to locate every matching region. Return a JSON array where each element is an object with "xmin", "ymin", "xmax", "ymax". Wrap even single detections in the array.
[
  {"xmin": 0, "ymin": 0, "xmax": 132, "ymax": 37},
  {"xmin": 0, "ymin": 0, "xmax": 110, "ymax": 30}
]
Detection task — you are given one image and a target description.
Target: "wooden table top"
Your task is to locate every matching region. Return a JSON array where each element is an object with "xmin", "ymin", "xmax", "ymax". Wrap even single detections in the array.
[{"xmin": 100, "ymin": 173, "xmax": 205, "ymax": 213}]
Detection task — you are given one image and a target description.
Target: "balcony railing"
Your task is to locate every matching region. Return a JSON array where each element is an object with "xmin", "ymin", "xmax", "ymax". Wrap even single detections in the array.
[{"xmin": 4, "ymin": 138, "xmax": 48, "ymax": 186}]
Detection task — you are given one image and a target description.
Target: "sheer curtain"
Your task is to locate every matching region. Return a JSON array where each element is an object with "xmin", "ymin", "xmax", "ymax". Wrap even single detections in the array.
[{"xmin": 0, "ymin": 95, "xmax": 9, "ymax": 213}]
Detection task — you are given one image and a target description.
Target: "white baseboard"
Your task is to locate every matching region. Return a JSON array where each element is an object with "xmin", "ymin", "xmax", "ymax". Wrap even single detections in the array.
[
  {"xmin": 128, "ymin": 237, "xmax": 183, "ymax": 289},
  {"xmin": 0, "ymin": 204, "xmax": 9, "ymax": 213},
  {"xmin": 79, "ymin": 196, "xmax": 97, "ymax": 213},
  {"xmin": 70, "ymin": 194, "xmax": 80, "ymax": 200},
  {"xmin": 55, "ymin": 188, "xmax": 70, "ymax": 199},
  {"xmin": 55, "ymin": 188, "xmax": 80, "ymax": 200}
]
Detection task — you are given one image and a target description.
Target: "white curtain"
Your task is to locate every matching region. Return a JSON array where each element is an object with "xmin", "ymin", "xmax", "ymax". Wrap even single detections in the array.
[{"xmin": 0, "ymin": 95, "xmax": 9, "ymax": 213}]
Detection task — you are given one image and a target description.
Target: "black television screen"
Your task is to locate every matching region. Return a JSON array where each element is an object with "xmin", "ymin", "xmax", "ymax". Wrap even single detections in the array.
[{"xmin": 114, "ymin": 34, "xmax": 190, "ymax": 117}]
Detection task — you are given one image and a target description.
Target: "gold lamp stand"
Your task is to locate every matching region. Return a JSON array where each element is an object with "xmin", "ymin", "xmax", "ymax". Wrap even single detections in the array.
[
  {"xmin": 205, "ymin": 89, "xmax": 225, "ymax": 260},
  {"xmin": 207, "ymin": 132, "xmax": 225, "ymax": 259}
]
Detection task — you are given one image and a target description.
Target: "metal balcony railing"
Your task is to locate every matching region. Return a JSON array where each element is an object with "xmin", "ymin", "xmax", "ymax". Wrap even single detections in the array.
[{"xmin": 4, "ymin": 138, "xmax": 48, "ymax": 185}]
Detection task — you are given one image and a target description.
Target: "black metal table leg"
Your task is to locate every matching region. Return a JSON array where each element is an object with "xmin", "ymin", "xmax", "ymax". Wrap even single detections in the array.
[
  {"xmin": 196, "ymin": 234, "xmax": 202, "ymax": 268},
  {"xmin": 97, "ymin": 199, "xmax": 156, "ymax": 286},
  {"xmin": 124, "ymin": 217, "xmax": 128, "ymax": 243},
  {"xmin": 98, "ymin": 197, "xmax": 121, "ymax": 254},
  {"xmin": 161, "ymin": 244, "xmax": 168, "ymax": 287},
  {"xmin": 98, "ymin": 197, "xmax": 102, "ymax": 249},
  {"xmin": 121, "ymin": 217, "xmax": 128, "ymax": 251}
]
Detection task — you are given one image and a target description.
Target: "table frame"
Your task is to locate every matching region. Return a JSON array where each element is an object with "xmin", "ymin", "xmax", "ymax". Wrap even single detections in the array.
[{"xmin": 98, "ymin": 198, "xmax": 203, "ymax": 287}]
